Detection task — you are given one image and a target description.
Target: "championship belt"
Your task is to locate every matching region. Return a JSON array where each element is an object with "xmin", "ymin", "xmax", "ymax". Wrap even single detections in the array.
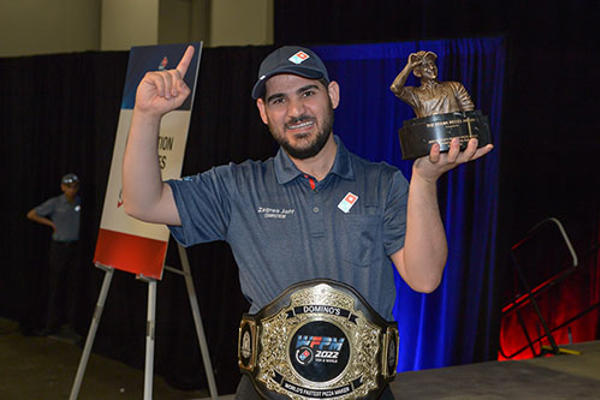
[{"xmin": 238, "ymin": 279, "xmax": 399, "ymax": 399}]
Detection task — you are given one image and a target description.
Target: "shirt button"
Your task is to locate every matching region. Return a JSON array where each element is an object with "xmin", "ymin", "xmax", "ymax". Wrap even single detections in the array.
[{"xmin": 313, "ymin": 207, "xmax": 320, "ymax": 213}]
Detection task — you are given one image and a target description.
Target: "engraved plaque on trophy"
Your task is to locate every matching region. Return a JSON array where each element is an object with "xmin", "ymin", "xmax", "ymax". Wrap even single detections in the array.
[{"xmin": 390, "ymin": 51, "xmax": 491, "ymax": 160}]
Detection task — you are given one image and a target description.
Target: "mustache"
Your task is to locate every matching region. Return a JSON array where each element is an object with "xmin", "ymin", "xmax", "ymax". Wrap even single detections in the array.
[{"xmin": 285, "ymin": 115, "xmax": 315, "ymax": 127}]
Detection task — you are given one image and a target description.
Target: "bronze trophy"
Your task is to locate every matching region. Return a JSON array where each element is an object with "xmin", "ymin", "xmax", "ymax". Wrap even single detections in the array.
[{"xmin": 390, "ymin": 51, "xmax": 491, "ymax": 160}]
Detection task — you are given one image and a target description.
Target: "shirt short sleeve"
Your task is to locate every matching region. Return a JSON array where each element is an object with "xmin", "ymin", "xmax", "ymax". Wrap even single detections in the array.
[
  {"xmin": 395, "ymin": 86, "xmax": 420, "ymax": 110},
  {"xmin": 451, "ymin": 81, "xmax": 475, "ymax": 111},
  {"xmin": 35, "ymin": 197, "xmax": 57, "ymax": 217},
  {"xmin": 166, "ymin": 165, "xmax": 234, "ymax": 247},
  {"xmin": 383, "ymin": 170, "xmax": 408, "ymax": 256}
]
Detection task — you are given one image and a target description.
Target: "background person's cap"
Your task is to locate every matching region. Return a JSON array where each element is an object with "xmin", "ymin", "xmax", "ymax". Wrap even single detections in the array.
[
  {"xmin": 61, "ymin": 173, "xmax": 79, "ymax": 185},
  {"xmin": 251, "ymin": 46, "xmax": 330, "ymax": 99}
]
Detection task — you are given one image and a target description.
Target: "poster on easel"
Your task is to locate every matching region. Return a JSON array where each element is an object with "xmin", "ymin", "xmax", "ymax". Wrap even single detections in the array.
[{"xmin": 94, "ymin": 42, "xmax": 202, "ymax": 280}]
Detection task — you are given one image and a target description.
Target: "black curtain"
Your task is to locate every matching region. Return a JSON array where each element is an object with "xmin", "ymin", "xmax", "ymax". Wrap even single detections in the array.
[
  {"xmin": 0, "ymin": 46, "xmax": 280, "ymax": 392},
  {"xmin": 275, "ymin": 0, "xmax": 600, "ymax": 361}
]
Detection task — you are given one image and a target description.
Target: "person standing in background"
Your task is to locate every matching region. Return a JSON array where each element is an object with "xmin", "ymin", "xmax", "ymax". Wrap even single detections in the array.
[{"xmin": 27, "ymin": 173, "xmax": 81, "ymax": 336}]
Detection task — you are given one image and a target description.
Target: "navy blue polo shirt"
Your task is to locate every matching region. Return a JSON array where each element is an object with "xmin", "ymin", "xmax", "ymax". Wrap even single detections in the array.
[
  {"xmin": 35, "ymin": 194, "xmax": 81, "ymax": 242},
  {"xmin": 167, "ymin": 136, "xmax": 408, "ymax": 320}
]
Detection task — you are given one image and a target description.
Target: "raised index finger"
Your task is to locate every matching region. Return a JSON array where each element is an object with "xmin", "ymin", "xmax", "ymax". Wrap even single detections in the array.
[{"xmin": 176, "ymin": 45, "xmax": 195, "ymax": 77}]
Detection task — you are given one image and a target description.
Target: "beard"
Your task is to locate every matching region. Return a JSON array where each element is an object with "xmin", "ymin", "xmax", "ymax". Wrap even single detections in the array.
[{"xmin": 269, "ymin": 100, "xmax": 335, "ymax": 160}]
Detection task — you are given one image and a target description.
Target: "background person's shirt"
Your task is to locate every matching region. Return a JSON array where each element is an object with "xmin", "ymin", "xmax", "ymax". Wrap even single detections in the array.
[{"xmin": 35, "ymin": 194, "xmax": 81, "ymax": 242}]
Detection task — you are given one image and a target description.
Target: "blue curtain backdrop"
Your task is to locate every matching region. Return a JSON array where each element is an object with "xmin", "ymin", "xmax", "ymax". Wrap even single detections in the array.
[{"xmin": 312, "ymin": 37, "xmax": 505, "ymax": 371}]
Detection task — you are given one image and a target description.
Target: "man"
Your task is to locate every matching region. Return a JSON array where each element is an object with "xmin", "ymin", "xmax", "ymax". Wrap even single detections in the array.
[
  {"xmin": 122, "ymin": 45, "xmax": 492, "ymax": 398},
  {"xmin": 390, "ymin": 50, "xmax": 475, "ymax": 118},
  {"xmin": 27, "ymin": 173, "xmax": 81, "ymax": 335}
]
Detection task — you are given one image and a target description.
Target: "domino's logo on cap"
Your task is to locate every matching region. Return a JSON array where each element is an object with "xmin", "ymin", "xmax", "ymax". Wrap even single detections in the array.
[
  {"xmin": 251, "ymin": 46, "xmax": 330, "ymax": 99},
  {"xmin": 288, "ymin": 51, "xmax": 310, "ymax": 64}
]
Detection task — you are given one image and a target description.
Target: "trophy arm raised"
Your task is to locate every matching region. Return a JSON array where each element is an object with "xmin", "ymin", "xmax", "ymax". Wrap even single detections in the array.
[
  {"xmin": 390, "ymin": 62, "xmax": 414, "ymax": 97},
  {"xmin": 390, "ymin": 63, "xmax": 421, "ymax": 113}
]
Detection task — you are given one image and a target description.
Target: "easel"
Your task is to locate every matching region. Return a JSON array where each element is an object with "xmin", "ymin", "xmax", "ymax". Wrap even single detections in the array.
[{"xmin": 69, "ymin": 243, "xmax": 218, "ymax": 400}]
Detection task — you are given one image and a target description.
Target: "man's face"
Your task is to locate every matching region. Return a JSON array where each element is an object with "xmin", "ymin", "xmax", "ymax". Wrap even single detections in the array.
[
  {"xmin": 256, "ymin": 74, "xmax": 339, "ymax": 160},
  {"xmin": 61, "ymin": 182, "xmax": 79, "ymax": 198},
  {"xmin": 415, "ymin": 59, "xmax": 438, "ymax": 80}
]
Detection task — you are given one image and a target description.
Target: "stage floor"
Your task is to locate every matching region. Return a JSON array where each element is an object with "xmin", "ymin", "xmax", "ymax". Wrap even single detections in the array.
[
  {"xmin": 388, "ymin": 340, "xmax": 600, "ymax": 399},
  {"xmin": 1, "ymin": 315, "xmax": 598, "ymax": 399},
  {"xmin": 200, "ymin": 341, "xmax": 600, "ymax": 399}
]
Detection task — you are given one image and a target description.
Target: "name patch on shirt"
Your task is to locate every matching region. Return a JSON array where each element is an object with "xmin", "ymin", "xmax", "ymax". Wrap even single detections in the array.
[
  {"xmin": 337, "ymin": 192, "xmax": 358, "ymax": 214},
  {"xmin": 257, "ymin": 207, "xmax": 296, "ymax": 219}
]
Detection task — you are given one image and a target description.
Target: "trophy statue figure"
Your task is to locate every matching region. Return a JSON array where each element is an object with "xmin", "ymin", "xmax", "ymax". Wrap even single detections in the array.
[{"xmin": 390, "ymin": 51, "xmax": 490, "ymax": 160}]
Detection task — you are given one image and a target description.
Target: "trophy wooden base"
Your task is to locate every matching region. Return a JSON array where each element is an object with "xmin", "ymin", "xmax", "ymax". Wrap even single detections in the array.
[{"xmin": 398, "ymin": 110, "xmax": 491, "ymax": 160}]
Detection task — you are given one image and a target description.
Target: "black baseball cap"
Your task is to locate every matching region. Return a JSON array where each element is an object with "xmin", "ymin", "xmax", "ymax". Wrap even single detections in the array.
[
  {"xmin": 61, "ymin": 173, "xmax": 79, "ymax": 185},
  {"xmin": 251, "ymin": 46, "xmax": 330, "ymax": 99}
]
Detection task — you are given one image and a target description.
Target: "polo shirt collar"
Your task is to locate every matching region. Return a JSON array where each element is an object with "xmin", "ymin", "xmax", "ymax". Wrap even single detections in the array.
[{"xmin": 274, "ymin": 135, "xmax": 355, "ymax": 185}]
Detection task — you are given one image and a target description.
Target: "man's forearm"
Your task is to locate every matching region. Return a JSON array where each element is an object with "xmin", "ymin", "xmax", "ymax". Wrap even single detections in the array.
[
  {"xmin": 401, "ymin": 173, "xmax": 448, "ymax": 293},
  {"xmin": 121, "ymin": 46, "xmax": 193, "ymax": 225},
  {"xmin": 122, "ymin": 110, "xmax": 166, "ymax": 220},
  {"xmin": 392, "ymin": 135, "xmax": 493, "ymax": 293},
  {"xmin": 27, "ymin": 210, "xmax": 55, "ymax": 230}
]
